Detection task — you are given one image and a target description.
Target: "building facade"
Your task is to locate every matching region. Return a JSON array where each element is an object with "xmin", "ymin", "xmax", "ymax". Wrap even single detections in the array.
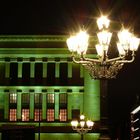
[{"xmin": 0, "ymin": 35, "xmax": 109, "ymax": 140}]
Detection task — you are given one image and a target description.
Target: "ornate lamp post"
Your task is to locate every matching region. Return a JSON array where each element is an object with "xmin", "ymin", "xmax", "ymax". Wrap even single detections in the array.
[
  {"xmin": 66, "ymin": 15, "xmax": 140, "ymax": 79},
  {"xmin": 71, "ymin": 115, "xmax": 94, "ymax": 140}
]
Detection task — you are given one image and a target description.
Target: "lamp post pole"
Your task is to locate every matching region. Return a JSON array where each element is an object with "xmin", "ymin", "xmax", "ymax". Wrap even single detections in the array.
[{"xmin": 81, "ymin": 133, "xmax": 83, "ymax": 140}]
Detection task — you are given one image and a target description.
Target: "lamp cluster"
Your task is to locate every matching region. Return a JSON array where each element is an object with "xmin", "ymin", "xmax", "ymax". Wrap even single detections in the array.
[
  {"xmin": 71, "ymin": 115, "xmax": 94, "ymax": 134},
  {"xmin": 66, "ymin": 16, "xmax": 140, "ymax": 79}
]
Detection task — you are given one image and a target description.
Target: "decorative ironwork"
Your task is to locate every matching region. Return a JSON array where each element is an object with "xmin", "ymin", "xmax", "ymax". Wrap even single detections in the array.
[{"xmin": 66, "ymin": 15, "xmax": 140, "ymax": 79}]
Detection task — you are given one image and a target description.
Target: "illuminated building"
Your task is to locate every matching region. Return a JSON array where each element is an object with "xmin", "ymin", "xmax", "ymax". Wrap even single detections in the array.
[{"xmin": 0, "ymin": 35, "xmax": 109, "ymax": 140}]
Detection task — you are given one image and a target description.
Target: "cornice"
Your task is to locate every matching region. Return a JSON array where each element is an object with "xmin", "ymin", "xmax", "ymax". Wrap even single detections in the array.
[
  {"xmin": 0, "ymin": 35, "xmax": 97, "ymax": 43},
  {"xmin": 0, "ymin": 35, "xmax": 68, "ymax": 42},
  {"xmin": 0, "ymin": 35, "xmax": 97, "ymax": 58}
]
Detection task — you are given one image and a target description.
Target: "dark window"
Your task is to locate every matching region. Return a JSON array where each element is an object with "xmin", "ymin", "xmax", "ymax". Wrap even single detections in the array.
[
  {"xmin": 72, "ymin": 64, "xmax": 80, "ymax": 77},
  {"xmin": 10, "ymin": 63, "xmax": 18, "ymax": 79},
  {"xmin": 72, "ymin": 64, "xmax": 82, "ymax": 85},
  {"xmin": 22, "ymin": 93, "xmax": 30, "ymax": 105},
  {"xmin": 0, "ymin": 63, "xmax": 5, "ymax": 83},
  {"xmin": 60, "ymin": 63, "xmax": 68, "ymax": 84},
  {"xmin": 10, "ymin": 63, "xmax": 18, "ymax": 84},
  {"xmin": 72, "ymin": 109, "xmax": 80, "ymax": 120},
  {"xmin": 60, "ymin": 93, "xmax": 67, "ymax": 104},
  {"xmin": 47, "ymin": 63, "xmax": 55, "ymax": 85},
  {"xmin": 35, "ymin": 94, "xmax": 42, "ymax": 105},
  {"xmin": 22, "ymin": 63, "xmax": 30, "ymax": 84},
  {"xmin": 59, "ymin": 93, "xmax": 67, "ymax": 108},
  {"xmin": 35, "ymin": 63, "xmax": 43, "ymax": 84}
]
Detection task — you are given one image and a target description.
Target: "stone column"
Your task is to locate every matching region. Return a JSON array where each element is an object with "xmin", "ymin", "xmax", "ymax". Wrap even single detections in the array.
[{"xmin": 83, "ymin": 70, "xmax": 100, "ymax": 120}]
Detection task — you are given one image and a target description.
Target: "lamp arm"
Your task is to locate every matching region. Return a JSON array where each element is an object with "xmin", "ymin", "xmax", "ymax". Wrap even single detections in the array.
[
  {"xmin": 72, "ymin": 127, "xmax": 77, "ymax": 130},
  {"xmin": 82, "ymin": 57, "xmax": 101, "ymax": 63},
  {"xmin": 116, "ymin": 51, "xmax": 135, "ymax": 63},
  {"xmin": 116, "ymin": 55, "xmax": 135, "ymax": 63},
  {"xmin": 72, "ymin": 56, "xmax": 94, "ymax": 64},
  {"xmin": 106, "ymin": 56, "xmax": 125, "ymax": 63},
  {"xmin": 77, "ymin": 128, "xmax": 88, "ymax": 134}
]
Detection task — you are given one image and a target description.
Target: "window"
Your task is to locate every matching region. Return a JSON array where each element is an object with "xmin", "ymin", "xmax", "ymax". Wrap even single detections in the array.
[
  {"xmin": 72, "ymin": 109, "xmax": 80, "ymax": 120},
  {"xmin": 47, "ymin": 109, "xmax": 54, "ymax": 121},
  {"xmin": 34, "ymin": 109, "xmax": 42, "ymax": 121},
  {"xmin": 59, "ymin": 93, "xmax": 67, "ymax": 122},
  {"xmin": 72, "ymin": 64, "xmax": 83, "ymax": 85},
  {"xmin": 35, "ymin": 93, "xmax": 42, "ymax": 104},
  {"xmin": 10, "ymin": 63, "xmax": 18, "ymax": 85},
  {"xmin": 59, "ymin": 109, "xmax": 67, "ymax": 121},
  {"xmin": 34, "ymin": 93, "xmax": 42, "ymax": 121},
  {"xmin": 59, "ymin": 93, "xmax": 67, "ymax": 104},
  {"xmin": 10, "ymin": 93, "xmax": 17, "ymax": 103},
  {"xmin": 22, "ymin": 93, "xmax": 30, "ymax": 104},
  {"xmin": 47, "ymin": 94, "xmax": 55, "ymax": 121},
  {"xmin": 22, "ymin": 93, "xmax": 30, "ymax": 121},
  {"xmin": 9, "ymin": 109, "xmax": 17, "ymax": 121},
  {"xmin": 22, "ymin": 63, "xmax": 30, "ymax": 83},
  {"xmin": 60, "ymin": 63, "xmax": 68, "ymax": 83},
  {"xmin": 47, "ymin": 94, "xmax": 54, "ymax": 103},
  {"xmin": 35, "ymin": 63, "xmax": 43, "ymax": 84},
  {"xmin": 22, "ymin": 109, "xmax": 29, "ymax": 121},
  {"xmin": 47, "ymin": 63, "xmax": 55, "ymax": 85},
  {"xmin": 0, "ymin": 63, "xmax": 5, "ymax": 82},
  {"xmin": 9, "ymin": 93, "xmax": 17, "ymax": 121}
]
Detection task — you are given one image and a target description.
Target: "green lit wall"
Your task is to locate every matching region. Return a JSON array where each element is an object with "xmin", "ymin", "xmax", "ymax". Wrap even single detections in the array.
[
  {"xmin": 35, "ymin": 133, "xmax": 100, "ymax": 140},
  {"xmin": 84, "ymin": 70, "xmax": 100, "ymax": 121}
]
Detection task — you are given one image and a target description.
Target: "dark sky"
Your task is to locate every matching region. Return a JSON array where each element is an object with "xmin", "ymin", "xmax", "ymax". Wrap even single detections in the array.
[
  {"xmin": 0, "ymin": 0, "xmax": 140, "ymax": 137},
  {"xmin": 0, "ymin": 0, "xmax": 140, "ymax": 34}
]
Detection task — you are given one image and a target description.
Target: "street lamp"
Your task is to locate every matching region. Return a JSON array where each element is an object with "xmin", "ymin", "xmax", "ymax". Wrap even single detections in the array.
[
  {"xmin": 66, "ymin": 15, "xmax": 140, "ymax": 79},
  {"xmin": 71, "ymin": 115, "xmax": 94, "ymax": 140}
]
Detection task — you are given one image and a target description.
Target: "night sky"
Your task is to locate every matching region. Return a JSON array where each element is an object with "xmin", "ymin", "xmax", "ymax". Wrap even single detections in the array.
[
  {"xmin": 0, "ymin": 0, "xmax": 140, "ymax": 35},
  {"xmin": 0, "ymin": 0, "xmax": 140, "ymax": 138}
]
